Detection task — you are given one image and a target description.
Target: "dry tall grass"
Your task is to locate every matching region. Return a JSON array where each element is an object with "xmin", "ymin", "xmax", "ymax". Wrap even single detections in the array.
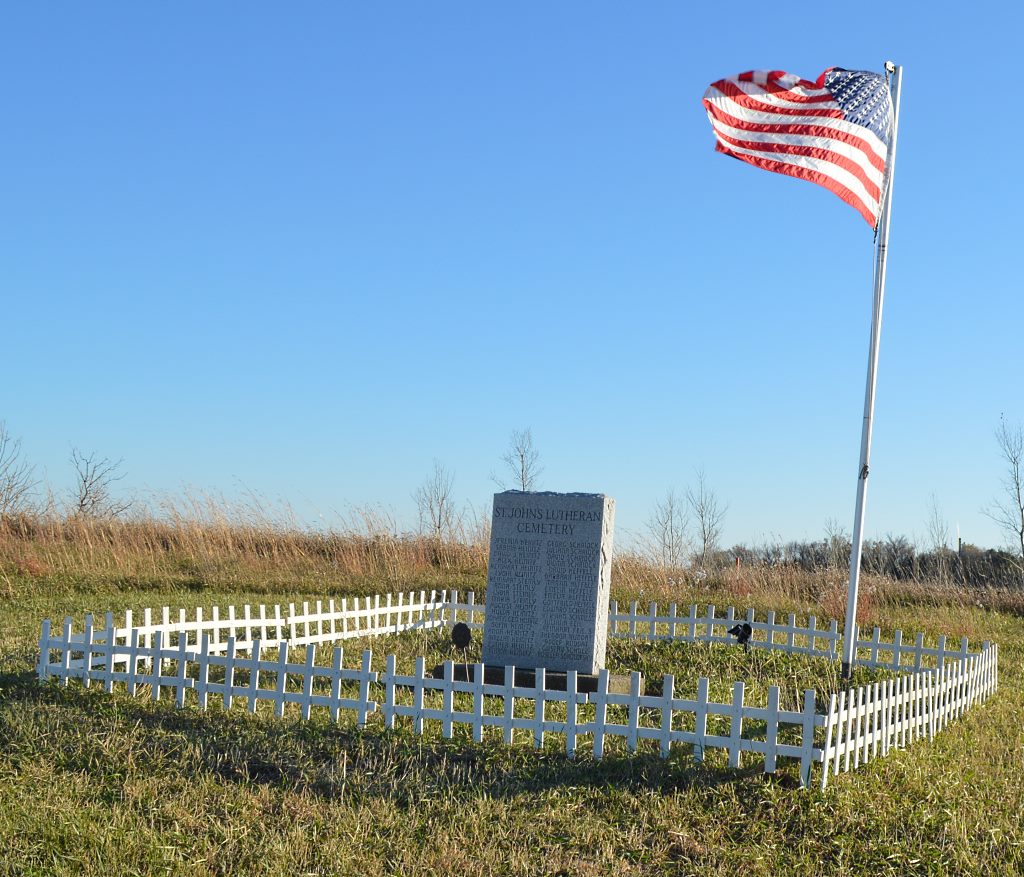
[
  {"xmin": 3, "ymin": 494, "xmax": 1022, "ymax": 619},
  {"xmin": 0, "ymin": 492, "xmax": 490, "ymax": 596}
]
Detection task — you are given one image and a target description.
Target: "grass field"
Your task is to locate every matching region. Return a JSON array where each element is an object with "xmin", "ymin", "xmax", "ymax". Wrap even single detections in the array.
[{"xmin": 2, "ymin": 521, "xmax": 1023, "ymax": 876}]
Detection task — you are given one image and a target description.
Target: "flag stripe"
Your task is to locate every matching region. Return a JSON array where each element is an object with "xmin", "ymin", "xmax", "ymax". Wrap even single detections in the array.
[
  {"xmin": 705, "ymin": 92, "xmax": 888, "ymax": 165},
  {"xmin": 723, "ymin": 79, "xmax": 837, "ymax": 109},
  {"xmin": 707, "ymin": 112, "xmax": 886, "ymax": 189},
  {"xmin": 715, "ymin": 141, "xmax": 879, "ymax": 225},
  {"xmin": 711, "ymin": 79, "xmax": 843, "ymax": 117},
  {"xmin": 702, "ymin": 67, "xmax": 893, "ymax": 227},
  {"xmin": 711, "ymin": 126, "xmax": 882, "ymax": 206}
]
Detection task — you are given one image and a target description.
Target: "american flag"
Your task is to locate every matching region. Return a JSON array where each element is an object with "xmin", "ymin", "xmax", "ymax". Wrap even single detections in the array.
[{"xmin": 702, "ymin": 68, "xmax": 893, "ymax": 227}]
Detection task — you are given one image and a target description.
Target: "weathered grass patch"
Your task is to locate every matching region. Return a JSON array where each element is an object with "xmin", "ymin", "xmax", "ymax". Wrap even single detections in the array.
[{"xmin": 2, "ymin": 576, "xmax": 1022, "ymax": 876}]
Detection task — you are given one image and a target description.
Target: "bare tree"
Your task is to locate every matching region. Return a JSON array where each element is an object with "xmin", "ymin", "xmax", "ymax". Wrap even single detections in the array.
[
  {"xmin": 984, "ymin": 416, "xmax": 1024, "ymax": 575},
  {"xmin": 497, "ymin": 428, "xmax": 543, "ymax": 492},
  {"xmin": 69, "ymin": 449, "xmax": 131, "ymax": 518},
  {"xmin": 0, "ymin": 422, "xmax": 37, "ymax": 515},
  {"xmin": 823, "ymin": 517, "xmax": 851, "ymax": 570},
  {"xmin": 687, "ymin": 469, "xmax": 727, "ymax": 570},
  {"xmin": 646, "ymin": 489, "xmax": 689, "ymax": 572},
  {"xmin": 414, "ymin": 460, "xmax": 457, "ymax": 540},
  {"xmin": 926, "ymin": 495, "xmax": 951, "ymax": 584}
]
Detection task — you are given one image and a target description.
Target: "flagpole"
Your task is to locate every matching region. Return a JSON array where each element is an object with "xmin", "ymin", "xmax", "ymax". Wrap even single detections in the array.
[{"xmin": 841, "ymin": 61, "xmax": 903, "ymax": 681}]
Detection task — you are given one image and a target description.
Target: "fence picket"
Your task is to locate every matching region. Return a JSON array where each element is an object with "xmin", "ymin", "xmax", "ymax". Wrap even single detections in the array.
[
  {"xmin": 727, "ymin": 681, "xmax": 744, "ymax": 769},
  {"xmin": 174, "ymin": 638, "xmax": 190, "ymax": 708},
  {"xmin": 799, "ymin": 689, "xmax": 817, "ymax": 789},
  {"xmin": 694, "ymin": 677, "xmax": 709, "ymax": 763},
  {"xmin": 764, "ymin": 686, "xmax": 780, "ymax": 773},
  {"xmin": 533, "ymin": 668, "xmax": 546, "ymax": 749},
  {"xmin": 821, "ymin": 693, "xmax": 838, "ymax": 789},
  {"xmin": 301, "ymin": 645, "xmax": 317, "ymax": 720},
  {"xmin": 660, "ymin": 675, "xmax": 675, "ymax": 758},
  {"xmin": 565, "ymin": 671, "xmax": 578, "ymax": 758},
  {"xmin": 626, "ymin": 671, "xmax": 642, "ymax": 753},
  {"xmin": 471, "ymin": 662, "xmax": 486, "ymax": 743}
]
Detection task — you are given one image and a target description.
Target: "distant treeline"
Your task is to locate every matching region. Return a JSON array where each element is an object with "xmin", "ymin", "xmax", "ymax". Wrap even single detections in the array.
[{"xmin": 722, "ymin": 537, "xmax": 1022, "ymax": 587}]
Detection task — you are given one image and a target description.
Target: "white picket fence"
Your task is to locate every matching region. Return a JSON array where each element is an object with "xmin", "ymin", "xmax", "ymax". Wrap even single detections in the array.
[
  {"xmin": 819, "ymin": 640, "xmax": 999, "ymax": 789},
  {"xmin": 36, "ymin": 590, "xmax": 999, "ymax": 790},
  {"xmin": 608, "ymin": 600, "xmax": 841, "ymax": 656}
]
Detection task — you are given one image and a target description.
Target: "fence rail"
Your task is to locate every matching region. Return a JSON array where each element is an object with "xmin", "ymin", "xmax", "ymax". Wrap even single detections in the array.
[{"xmin": 37, "ymin": 589, "xmax": 1000, "ymax": 790}]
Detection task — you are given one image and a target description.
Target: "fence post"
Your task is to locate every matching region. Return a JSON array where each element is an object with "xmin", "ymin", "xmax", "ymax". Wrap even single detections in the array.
[
  {"xmin": 764, "ymin": 685, "xmax": 780, "ymax": 774},
  {"xmin": 820, "ymin": 693, "xmax": 838, "ymax": 790},
  {"xmin": 82, "ymin": 615, "xmax": 95, "ymax": 688},
  {"xmin": 247, "ymin": 640, "xmax": 263, "ymax": 713},
  {"xmin": 705, "ymin": 605, "xmax": 717, "ymax": 644},
  {"xmin": 660, "ymin": 675, "xmax": 675, "ymax": 759},
  {"xmin": 329, "ymin": 647, "xmax": 345, "ymax": 723},
  {"xmin": 127, "ymin": 628, "xmax": 141, "ymax": 697},
  {"xmin": 100, "ymin": 612, "xmax": 114, "ymax": 676},
  {"xmin": 301, "ymin": 645, "xmax": 317, "ymax": 721},
  {"xmin": 383, "ymin": 654, "xmax": 397, "ymax": 729},
  {"xmin": 412, "ymin": 656, "xmax": 425, "ymax": 735},
  {"xmin": 223, "ymin": 637, "xmax": 236, "ymax": 711},
  {"xmin": 533, "ymin": 668, "xmax": 546, "ymax": 749},
  {"xmin": 357, "ymin": 650, "xmax": 375, "ymax": 729},
  {"xmin": 626, "ymin": 671, "xmax": 642, "ymax": 753},
  {"xmin": 211, "ymin": 606, "xmax": 221, "ymax": 653},
  {"xmin": 274, "ymin": 642, "xmax": 290, "ymax": 718},
  {"xmin": 799, "ymin": 688, "xmax": 817, "ymax": 788},
  {"xmin": 441, "ymin": 660, "xmax": 454, "ymax": 739},
  {"xmin": 151, "ymin": 629, "xmax": 164, "ymax": 702},
  {"xmin": 831, "ymin": 689, "xmax": 846, "ymax": 775},
  {"xmin": 843, "ymin": 687, "xmax": 856, "ymax": 772},
  {"xmin": 173, "ymin": 638, "xmax": 189, "ymax": 708},
  {"xmin": 879, "ymin": 678, "xmax": 891, "ymax": 757},
  {"xmin": 565, "ymin": 671, "xmax": 578, "ymax": 758},
  {"xmin": 472, "ymin": 662, "xmax": 485, "ymax": 744},
  {"xmin": 37, "ymin": 619, "xmax": 52, "ymax": 681},
  {"xmin": 727, "ymin": 681, "xmax": 744, "ymax": 769},
  {"xmin": 869, "ymin": 627, "xmax": 882, "ymax": 666},
  {"xmin": 913, "ymin": 632, "xmax": 925, "ymax": 672},
  {"xmin": 196, "ymin": 634, "xmax": 211, "ymax": 710},
  {"xmin": 592, "ymin": 669, "xmax": 609, "ymax": 760},
  {"xmin": 273, "ymin": 604, "xmax": 284, "ymax": 644},
  {"xmin": 694, "ymin": 677, "xmax": 709, "ymax": 763},
  {"xmin": 502, "ymin": 665, "xmax": 515, "ymax": 746}
]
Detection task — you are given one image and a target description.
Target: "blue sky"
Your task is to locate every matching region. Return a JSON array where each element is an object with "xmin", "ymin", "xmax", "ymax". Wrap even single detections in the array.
[{"xmin": 2, "ymin": 4, "xmax": 1021, "ymax": 551}]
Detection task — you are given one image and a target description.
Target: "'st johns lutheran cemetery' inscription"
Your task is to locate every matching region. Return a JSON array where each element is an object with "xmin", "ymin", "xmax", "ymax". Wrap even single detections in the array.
[{"xmin": 482, "ymin": 491, "xmax": 615, "ymax": 674}]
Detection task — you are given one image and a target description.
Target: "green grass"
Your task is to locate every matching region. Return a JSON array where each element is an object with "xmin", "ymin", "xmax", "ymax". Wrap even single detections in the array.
[{"xmin": 2, "ymin": 574, "xmax": 1023, "ymax": 876}]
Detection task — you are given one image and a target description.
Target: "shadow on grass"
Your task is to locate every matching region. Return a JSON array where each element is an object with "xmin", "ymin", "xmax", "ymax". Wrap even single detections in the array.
[{"xmin": 1, "ymin": 672, "xmax": 802, "ymax": 806}]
